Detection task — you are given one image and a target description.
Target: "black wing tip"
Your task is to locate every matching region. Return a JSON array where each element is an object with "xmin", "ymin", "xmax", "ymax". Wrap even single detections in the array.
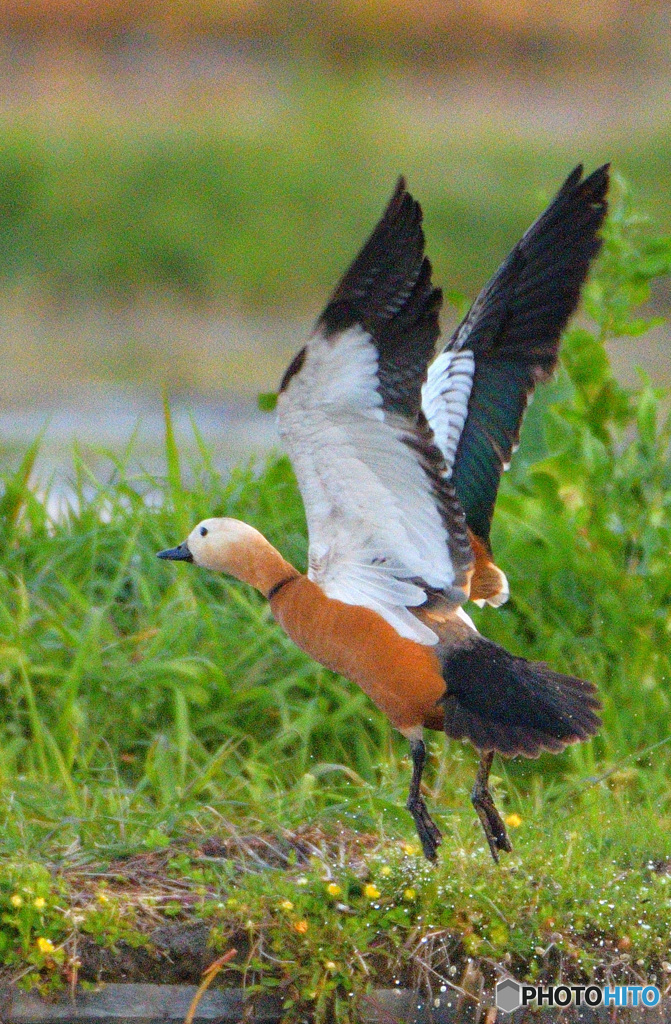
[
  {"xmin": 391, "ymin": 174, "xmax": 408, "ymax": 206},
  {"xmin": 319, "ymin": 175, "xmax": 438, "ymax": 347},
  {"xmin": 377, "ymin": 175, "xmax": 423, "ymax": 241},
  {"xmin": 558, "ymin": 161, "xmax": 610, "ymax": 220},
  {"xmin": 392, "ymin": 174, "xmax": 418, "ymax": 209},
  {"xmin": 563, "ymin": 161, "xmax": 609, "ymax": 189},
  {"xmin": 589, "ymin": 160, "xmax": 611, "ymax": 182},
  {"xmin": 561, "ymin": 163, "xmax": 584, "ymax": 194},
  {"xmin": 576, "ymin": 161, "xmax": 610, "ymax": 186},
  {"xmin": 538, "ymin": 161, "xmax": 610, "ymax": 287},
  {"xmin": 580, "ymin": 162, "xmax": 610, "ymax": 205},
  {"xmin": 534, "ymin": 162, "xmax": 610, "ymax": 242}
]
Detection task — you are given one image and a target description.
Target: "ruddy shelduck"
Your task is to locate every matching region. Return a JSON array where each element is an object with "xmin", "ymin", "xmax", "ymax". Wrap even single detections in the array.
[{"xmin": 159, "ymin": 165, "xmax": 606, "ymax": 862}]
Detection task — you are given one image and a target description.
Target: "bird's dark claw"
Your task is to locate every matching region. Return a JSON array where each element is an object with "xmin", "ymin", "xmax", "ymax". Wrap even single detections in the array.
[
  {"xmin": 471, "ymin": 751, "xmax": 512, "ymax": 863},
  {"xmin": 407, "ymin": 736, "xmax": 442, "ymax": 862},
  {"xmin": 407, "ymin": 793, "xmax": 442, "ymax": 862}
]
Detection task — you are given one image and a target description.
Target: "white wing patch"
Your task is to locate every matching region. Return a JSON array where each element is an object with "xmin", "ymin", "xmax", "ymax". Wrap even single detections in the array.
[
  {"xmin": 421, "ymin": 349, "xmax": 475, "ymax": 477},
  {"xmin": 278, "ymin": 325, "xmax": 468, "ymax": 645}
]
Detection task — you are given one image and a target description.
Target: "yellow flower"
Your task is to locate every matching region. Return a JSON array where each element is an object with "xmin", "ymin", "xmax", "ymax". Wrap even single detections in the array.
[
  {"xmin": 364, "ymin": 884, "xmax": 380, "ymax": 899},
  {"xmin": 379, "ymin": 866, "xmax": 392, "ymax": 877},
  {"xmin": 403, "ymin": 888, "xmax": 417, "ymax": 901},
  {"xmin": 280, "ymin": 899, "xmax": 294, "ymax": 911},
  {"xmin": 10, "ymin": 894, "xmax": 22, "ymax": 908},
  {"xmin": 401, "ymin": 843, "xmax": 420, "ymax": 856},
  {"xmin": 505, "ymin": 813, "xmax": 522, "ymax": 828},
  {"xmin": 293, "ymin": 919, "xmax": 309, "ymax": 934},
  {"xmin": 36, "ymin": 937, "xmax": 55, "ymax": 955},
  {"xmin": 326, "ymin": 883, "xmax": 342, "ymax": 896},
  {"xmin": 97, "ymin": 893, "xmax": 109, "ymax": 904},
  {"xmin": 489, "ymin": 924, "xmax": 509, "ymax": 946},
  {"xmin": 33, "ymin": 897, "xmax": 46, "ymax": 910}
]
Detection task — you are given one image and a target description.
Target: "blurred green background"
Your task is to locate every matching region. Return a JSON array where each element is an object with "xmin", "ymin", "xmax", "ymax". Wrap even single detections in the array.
[{"xmin": 0, "ymin": 0, "xmax": 670, "ymax": 474}]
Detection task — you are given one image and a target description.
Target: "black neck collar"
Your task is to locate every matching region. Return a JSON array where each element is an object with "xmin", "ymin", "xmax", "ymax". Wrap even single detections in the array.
[{"xmin": 267, "ymin": 574, "xmax": 299, "ymax": 602}]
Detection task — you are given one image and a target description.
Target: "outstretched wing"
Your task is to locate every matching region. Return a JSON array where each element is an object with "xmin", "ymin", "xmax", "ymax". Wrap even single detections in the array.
[
  {"xmin": 424, "ymin": 164, "xmax": 609, "ymax": 551},
  {"xmin": 277, "ymin": 179, "xmax": 473, "ymax": 645}
]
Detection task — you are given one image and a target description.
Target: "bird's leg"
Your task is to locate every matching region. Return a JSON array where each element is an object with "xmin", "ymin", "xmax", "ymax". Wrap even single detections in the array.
[
  {"xmin": 407, "ymin": 737, "xmax": 442, "ymax": 862},
  {"xmin": 471, "ymin": 750, "xmax": 512, "ymax": 863}
]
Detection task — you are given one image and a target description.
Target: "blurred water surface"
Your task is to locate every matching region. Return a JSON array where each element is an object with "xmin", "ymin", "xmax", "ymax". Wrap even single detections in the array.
[
  {"xmin": 3, "ymin": 309, "xmax": 670, "ymax": 508},
  {"xmin": 0, "ymin": 308, "xmax": 306, "ymax": 500}
]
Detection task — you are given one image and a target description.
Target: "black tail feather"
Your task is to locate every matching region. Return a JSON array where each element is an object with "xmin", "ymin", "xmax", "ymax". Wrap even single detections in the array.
[{"xmin": 440, "ymin": 635, "xmax": 601, "ymax": 757}]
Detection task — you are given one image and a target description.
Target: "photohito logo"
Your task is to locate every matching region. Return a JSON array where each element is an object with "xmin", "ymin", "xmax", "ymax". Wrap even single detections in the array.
[{"xmin": 495, "ymin": 979, "xmax": 661, "ymax": 1012}]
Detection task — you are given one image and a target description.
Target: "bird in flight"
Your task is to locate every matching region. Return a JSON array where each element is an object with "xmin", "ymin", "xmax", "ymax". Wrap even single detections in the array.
[{"xmin": 159, "ymin": 165, "xmax": 607, "ymax": 862}]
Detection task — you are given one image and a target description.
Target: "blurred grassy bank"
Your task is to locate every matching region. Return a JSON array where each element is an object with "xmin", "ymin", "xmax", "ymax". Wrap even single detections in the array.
[{"xmin": 0, "ymin": 65, "xmax": 670, "ymax": 315}]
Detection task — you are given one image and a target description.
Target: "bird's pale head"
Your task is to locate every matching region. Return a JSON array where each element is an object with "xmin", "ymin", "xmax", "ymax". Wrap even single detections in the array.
[{"xmin": 157, "ymin": 517, "xmax": 290, "ymax": 595}]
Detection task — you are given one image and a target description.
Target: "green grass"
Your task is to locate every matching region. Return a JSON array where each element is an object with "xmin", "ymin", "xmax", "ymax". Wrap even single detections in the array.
[
  {"xmin": 0, "ymin": 64, "xmax": 670, "ymax": 313},
  {"xmin": 1, "ymin": 181, "xmax": 671, "ymax": 1013}
]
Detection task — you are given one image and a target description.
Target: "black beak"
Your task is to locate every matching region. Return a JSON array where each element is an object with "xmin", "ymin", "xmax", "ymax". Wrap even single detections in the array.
[{"xmin": 157, "ymin": 541, "xmax": 194, "ymax": 563}]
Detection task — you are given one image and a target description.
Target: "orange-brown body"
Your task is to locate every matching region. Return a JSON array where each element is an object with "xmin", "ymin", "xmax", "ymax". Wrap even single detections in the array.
[{"xmin": 271, "ymin": 575, "xmax": 455, "ymax": 735}]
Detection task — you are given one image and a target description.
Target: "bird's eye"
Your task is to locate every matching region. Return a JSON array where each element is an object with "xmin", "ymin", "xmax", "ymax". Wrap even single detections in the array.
[{"xmin": 200, "ymin": 526, "xmax": 208, "ymax": 537}]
